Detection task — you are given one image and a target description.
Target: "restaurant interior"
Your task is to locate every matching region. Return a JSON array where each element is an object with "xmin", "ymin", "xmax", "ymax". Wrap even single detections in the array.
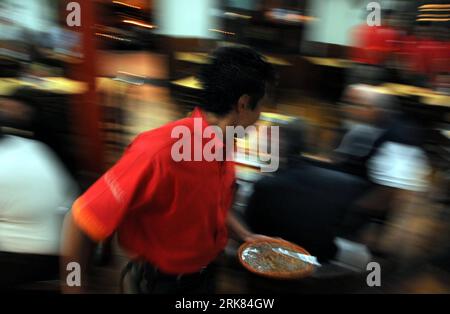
[{"xmin": 0, "ymin": 0, "xmax": 449, "ymax": 293}]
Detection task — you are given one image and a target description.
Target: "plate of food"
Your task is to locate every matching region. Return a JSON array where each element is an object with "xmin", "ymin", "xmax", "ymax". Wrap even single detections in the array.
[{"xmin": 238, "ymin": 238, "xmax": 320, "ymax": 279}]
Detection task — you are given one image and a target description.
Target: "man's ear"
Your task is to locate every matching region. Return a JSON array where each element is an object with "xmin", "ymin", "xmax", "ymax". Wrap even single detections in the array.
[{"xmin": 236, "ymin": 94, "xmax": 251, "ymax": 113}]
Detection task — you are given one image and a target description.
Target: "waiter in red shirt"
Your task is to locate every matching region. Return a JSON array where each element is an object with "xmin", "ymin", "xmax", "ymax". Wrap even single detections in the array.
[
  {"xmin": 61, "ymin": 46, "xmax": 275, "ymax": 294},
  {"xmin": 350, "ymin": 9, "xmax": 400, "ymax": 66}
]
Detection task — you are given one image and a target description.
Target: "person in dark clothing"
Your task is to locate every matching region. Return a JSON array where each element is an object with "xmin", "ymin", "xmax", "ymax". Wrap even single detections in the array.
[{"xmin": 245, "ymin": 120, "xmax": 369, "ymax": 263}]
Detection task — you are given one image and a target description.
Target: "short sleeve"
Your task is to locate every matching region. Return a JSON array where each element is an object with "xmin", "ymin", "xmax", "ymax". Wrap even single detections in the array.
[
  {"xmin": 368, "ymin": 141, "xmax": 431, "ymax": 192},
  {"xmin": 72, "ymin": 149, "xmax": 155, "ymax": 241}
]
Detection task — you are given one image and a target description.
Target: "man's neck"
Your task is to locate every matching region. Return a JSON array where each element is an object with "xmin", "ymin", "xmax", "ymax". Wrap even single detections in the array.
[{"xmin": 203, "ymin": 111, "xmax": 236, "ymax": 137}]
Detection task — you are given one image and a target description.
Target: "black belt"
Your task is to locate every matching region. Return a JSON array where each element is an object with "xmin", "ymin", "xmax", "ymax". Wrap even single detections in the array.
[
  {"xmin": 119, "ymin": 261, "xmax": 208, "ymax": 293},
  {"xmin": 143, "ymin": 263, "xmax": 207, "ymax": 281}
]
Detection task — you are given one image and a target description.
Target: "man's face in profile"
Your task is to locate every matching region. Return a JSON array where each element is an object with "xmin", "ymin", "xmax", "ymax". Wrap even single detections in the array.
[{"xmin": 238, "ymin": 91, "xmax": 270, "ymax": 128}]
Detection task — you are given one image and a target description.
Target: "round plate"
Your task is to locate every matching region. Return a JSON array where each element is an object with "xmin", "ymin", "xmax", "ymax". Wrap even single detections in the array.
[{"xmin": 238, "ymin": 239, "xmax": 316, "ymax": 280}]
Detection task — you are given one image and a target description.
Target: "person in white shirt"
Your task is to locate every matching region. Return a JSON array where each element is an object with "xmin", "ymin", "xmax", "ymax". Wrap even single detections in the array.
[{"xmin": 0, "ymin": 94, "xmax": 78, "ymax": 289}]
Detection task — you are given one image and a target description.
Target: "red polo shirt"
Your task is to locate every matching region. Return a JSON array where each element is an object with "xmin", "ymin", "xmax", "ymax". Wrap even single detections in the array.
[{"xmin": 72, "ymin": 108, "xmax": 236, "ymax": 274}]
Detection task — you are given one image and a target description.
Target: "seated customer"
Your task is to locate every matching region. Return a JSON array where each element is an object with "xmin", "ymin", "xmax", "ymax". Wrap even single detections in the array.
[
  {"xmin": 244, "ymin": 120, "xmax": 369, "ymax": 263},
  {"xmin": 334, "ymin": 85, "xmax": 431, "ymax": 243}
]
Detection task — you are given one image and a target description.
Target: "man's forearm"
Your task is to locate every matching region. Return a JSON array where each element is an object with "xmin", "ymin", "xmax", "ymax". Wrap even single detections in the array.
[
  {"xmin": 227, "ymin": 211, "xmax": 277, "ymax": 244},
  {"xmin": 60, "ymin": 212, "xmax": 96, "ymax": 293},
  {"xmin": 226, "ymin": 211, "xmax": 253, "ymax": 242}
]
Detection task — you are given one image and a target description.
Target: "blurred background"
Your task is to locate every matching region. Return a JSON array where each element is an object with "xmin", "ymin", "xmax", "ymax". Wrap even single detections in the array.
[{"xmin": 0, "ymin": 0, "xmax": 449, "ymax": 293}]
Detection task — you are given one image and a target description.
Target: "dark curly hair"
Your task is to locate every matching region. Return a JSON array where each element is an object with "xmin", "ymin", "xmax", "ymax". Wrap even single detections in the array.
[{"xmin": 198, "ymin": 46, "xmax": 275, "ymax": 116}]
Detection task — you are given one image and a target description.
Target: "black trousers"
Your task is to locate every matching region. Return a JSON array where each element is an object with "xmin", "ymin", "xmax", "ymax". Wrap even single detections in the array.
[{"xmin": 122, "ymin": 262, "xmax": 215, "ymax": 294}]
